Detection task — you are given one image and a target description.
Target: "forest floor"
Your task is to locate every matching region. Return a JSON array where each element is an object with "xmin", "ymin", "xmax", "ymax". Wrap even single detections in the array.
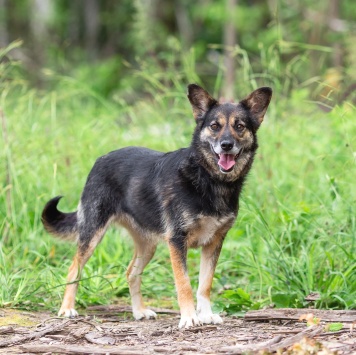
[{"xmin": 0, "ymin": 306, "xmax": 356, "ymax": 354}]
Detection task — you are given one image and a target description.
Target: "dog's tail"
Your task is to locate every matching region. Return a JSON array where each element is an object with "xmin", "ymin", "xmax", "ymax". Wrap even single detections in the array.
[{"xmin": 41, "ymin": 196, "xmax": 78, "ymax": 242}]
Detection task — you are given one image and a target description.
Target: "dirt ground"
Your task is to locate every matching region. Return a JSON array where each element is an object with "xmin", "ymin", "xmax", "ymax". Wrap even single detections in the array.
[{"xmin": 1, "ymin": 306, "xmax": 356, "ymax": 354}]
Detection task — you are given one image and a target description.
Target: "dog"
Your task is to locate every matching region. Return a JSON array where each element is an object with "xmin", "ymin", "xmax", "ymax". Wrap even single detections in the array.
[{"xmin": 41, "ymin": 84, "xmax": 272, "ymax": 328}]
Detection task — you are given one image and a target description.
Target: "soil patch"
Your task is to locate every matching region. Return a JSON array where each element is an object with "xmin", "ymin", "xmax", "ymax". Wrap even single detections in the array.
[{"xmin": 0, "ymin": 307, "xmax": 355, "ymax": 354}]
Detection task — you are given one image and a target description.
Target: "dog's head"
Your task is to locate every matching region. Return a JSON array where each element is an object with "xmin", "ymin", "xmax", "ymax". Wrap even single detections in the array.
[{"xmin": 188, "ymin": 84, "xmax": 272, "ymax": 179}]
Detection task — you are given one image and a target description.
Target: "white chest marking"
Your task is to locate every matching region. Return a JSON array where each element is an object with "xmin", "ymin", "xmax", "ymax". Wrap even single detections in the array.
[{"xmin": 188, "ymin": 214, "xmax": 235, "ymax": 247}]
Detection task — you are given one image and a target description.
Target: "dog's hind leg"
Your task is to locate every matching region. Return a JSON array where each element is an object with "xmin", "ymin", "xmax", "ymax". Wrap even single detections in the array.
[
  {"xmin": 126, "ymin": 235, "xmax": 157, "ymax": 320},
  {"xmin": 58, "ymin": 225, "xmax": 108, "ymax": 317}
]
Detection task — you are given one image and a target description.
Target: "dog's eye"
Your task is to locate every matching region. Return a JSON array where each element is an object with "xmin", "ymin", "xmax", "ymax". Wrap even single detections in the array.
[
  {"xmin": 210, "ymin": 123, "xmax": 220, "ymax": 131},
  {"xmin": 236, "ymin": 124, "xmax": 245, "ymax": 131}
]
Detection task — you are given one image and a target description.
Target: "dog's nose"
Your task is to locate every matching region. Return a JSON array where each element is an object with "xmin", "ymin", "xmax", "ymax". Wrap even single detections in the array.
[{"xmin": 220, "ymin": 140, "xmax": 234, "ymax": 152}]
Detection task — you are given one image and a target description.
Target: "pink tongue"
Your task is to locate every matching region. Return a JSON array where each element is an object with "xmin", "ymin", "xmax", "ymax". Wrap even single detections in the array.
[{"xmin": 218, "ymin": 154, "xmax": 236, "ymax": 170}]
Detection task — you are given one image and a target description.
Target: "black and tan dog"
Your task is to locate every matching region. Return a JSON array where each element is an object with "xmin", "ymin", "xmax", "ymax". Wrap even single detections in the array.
[{"xmin": 42, "ymin": 84, "xmax": 272, "ymax": 328}]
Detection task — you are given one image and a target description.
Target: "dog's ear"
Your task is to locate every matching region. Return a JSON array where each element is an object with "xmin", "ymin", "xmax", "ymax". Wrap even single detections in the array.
[
  {"xmin": 240, "ymin": 87, "xmax": 272, "ymax": 127},
  {"xmin": 187, "ymin": 84, "xmax": 218, "ymax": 121}
]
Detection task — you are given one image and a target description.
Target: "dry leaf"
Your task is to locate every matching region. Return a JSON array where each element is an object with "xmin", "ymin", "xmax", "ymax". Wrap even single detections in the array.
[{"xmin": 299, "ymin": 313, "xmax": 320, "ymax": 326}]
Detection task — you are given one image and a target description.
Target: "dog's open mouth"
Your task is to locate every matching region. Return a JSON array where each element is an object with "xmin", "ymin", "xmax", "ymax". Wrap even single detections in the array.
[
  {"xmin": 211, "ymin": 148, "xmax": 243, "ymax": 173},
  {"xmin": 218, "ymin": 153, "xmax": 236, "ymax": 172}
]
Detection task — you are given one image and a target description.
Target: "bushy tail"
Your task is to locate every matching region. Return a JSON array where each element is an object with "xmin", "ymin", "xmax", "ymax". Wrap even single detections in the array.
[{"xmin": 41, "ymin": 196, "xmax": 78, "ymax": 242}]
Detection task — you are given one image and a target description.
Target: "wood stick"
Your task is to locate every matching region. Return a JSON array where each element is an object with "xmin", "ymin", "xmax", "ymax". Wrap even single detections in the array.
[
  {"xmin": 245, "ymin": 308, "xmax": 356, "ymax": 323},
  {"xmin": 268, "ymin": 326, "xmax": 324, "ymax": 351},
  {"xmin": 19, "ymin": 344, "xmax": 148, "ymax": 354},
  {"xmin": 220, "ymin": 334, "xmax": 283, "ymax": 353}
]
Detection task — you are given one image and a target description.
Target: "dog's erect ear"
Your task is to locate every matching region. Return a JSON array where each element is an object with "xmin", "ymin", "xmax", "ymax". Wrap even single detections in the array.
[
  {"xmin": 187, "ymin": 84, "xmax": 218, "ymax": 121},
  {"xmin": 240, "ymin": 87, "xmax": 272, "ymax": 126}
]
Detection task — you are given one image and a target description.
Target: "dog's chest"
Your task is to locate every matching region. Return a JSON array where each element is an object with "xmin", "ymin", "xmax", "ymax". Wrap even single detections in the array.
[{"xmin": 187, "ymin": 214, "xmax": 235, "ymax": 248}]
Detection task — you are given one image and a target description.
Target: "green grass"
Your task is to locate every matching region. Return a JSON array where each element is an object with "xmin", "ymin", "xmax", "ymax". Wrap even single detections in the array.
[{"xmin": 0, "ymin": 56, "xmax": 355, "ymax": 315}]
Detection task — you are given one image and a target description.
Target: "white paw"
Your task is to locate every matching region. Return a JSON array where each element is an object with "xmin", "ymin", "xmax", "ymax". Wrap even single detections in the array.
[
  {"xmin": 58, "ymin": 308, "xmax": 78, "ymax": 318},
  {"xmin": 178, "ymin": 313, "xmax": 201, "ymax": 329},
  {"xmin": 198, "ymin": 312, "xmax": 223, "ymax": 324},
  {"xmin": 133, "ymin": 308, "xmax": 157, "ymax": 320}
]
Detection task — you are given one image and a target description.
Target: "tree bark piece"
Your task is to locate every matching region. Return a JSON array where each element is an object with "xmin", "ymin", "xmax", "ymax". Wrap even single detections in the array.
[
  {"xmin": 84, "ymin": 331, "xmax": 116, "ymax": 345},
  {"xmin": 19, "ymin": 344, "xmax": 148, "ymax": 354},
  {"xmin": 0, "ymin": 319, "xmax": 72, "ymax": 348},
  {"xmin": 0, "ymin": 326, "xmax": 14, "ymax": 334},
  {"xmin": 245, "ymin": 308, "xmax": 356, "ymax": 323}
]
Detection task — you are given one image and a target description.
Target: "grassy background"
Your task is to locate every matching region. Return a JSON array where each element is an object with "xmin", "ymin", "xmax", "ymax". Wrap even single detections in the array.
[{"xmin": 1, "ymin": 52, "xmax": 356, "ymax": 315}]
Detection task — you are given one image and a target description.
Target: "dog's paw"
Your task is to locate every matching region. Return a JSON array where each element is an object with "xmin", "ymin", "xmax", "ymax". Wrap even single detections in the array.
[
  {"xmin": 58, "ymin": 308, "xmax": 78, "ymax": 318},
  {"xmin": 133, "ymin": 308, "xmax": 157, "ymax": 320},
  {"xmin": 178, "ymin": 314, "xmax": 201, "ymax": 329},
  {"xmin": 198, "ymin": 312, "xmax": 223, "ymax": 324}
]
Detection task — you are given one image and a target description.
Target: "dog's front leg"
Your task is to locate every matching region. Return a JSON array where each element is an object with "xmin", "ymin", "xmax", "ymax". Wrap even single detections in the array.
[
  {"xmin": 168, "ymin": 239, "xmax": 200, "ymax": 329},
  {"xmin": 196, "ymin": 237, "xmax": 225, "ymax": 324}
]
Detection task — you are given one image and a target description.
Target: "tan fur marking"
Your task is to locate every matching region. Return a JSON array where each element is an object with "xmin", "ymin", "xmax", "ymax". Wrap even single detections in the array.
[
  {"xmin": 168, "ymin": 243, "xmax": 195, "ymax": 316},
  {"xmin": 199, "ymin": 127, "xmax": 211, "ymax": 143},
  {"xmin": 118, "ymin": 214, "xmax": 163, "ymax": 242},
  {"xmin": 60, "ymin": 254, "xmax": 80, "ymax": 311},
  {"xmin": 216, "ymin": 113, "xmax": 228, "ymax": 140},
  {"xmin": 59, "ymin": 227, "xmax": 108, "ymax": 315},
  {"xmin": 227, "ymin": 114, "xmax": 240, "ymax": 140},
  {"xmin": 197, "ymin": 220, "xmax": 233, "ymax": 301},
  {"xmin": 198, "ymin": 235, "xmax": 224, "ymax": 299},
  {"xmin": 119, "ymin": 215, "xmax": 157, "ymax": 317},
  {"xmin": 126, "ymin": 239, "xmax": 157, "ymax": 314},
  {"xmin": 216, "ymin": 113, "xmax": 227, "ymax": 126},
  {"xmin": 186, "ymin": 215, "xmax": 234, "ymax": 248},
  {"xmin": 228, "ymin": 113, "xmax": 254, "ymax": 146}
]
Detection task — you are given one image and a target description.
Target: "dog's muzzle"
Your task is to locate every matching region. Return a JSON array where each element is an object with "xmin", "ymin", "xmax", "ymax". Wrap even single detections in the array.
[{"xmin": 210, "ymin": 144, "xmax": 243, "ymax": 173}]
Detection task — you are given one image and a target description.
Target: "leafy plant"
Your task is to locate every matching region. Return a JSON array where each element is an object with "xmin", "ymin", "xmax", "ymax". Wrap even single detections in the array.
[{"xmin": 215, "ymin": 288, "xmax": 263, "ymax": 316}]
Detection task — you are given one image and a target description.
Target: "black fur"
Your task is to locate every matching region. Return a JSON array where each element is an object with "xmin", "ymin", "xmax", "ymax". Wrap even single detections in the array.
[
  {"xmin": 41, "ymin": 84, "xmax": 272, "ymax": 327},
  {"xmin": 42, "ymin": 196, "xmax": 77, "ymax": 239}
]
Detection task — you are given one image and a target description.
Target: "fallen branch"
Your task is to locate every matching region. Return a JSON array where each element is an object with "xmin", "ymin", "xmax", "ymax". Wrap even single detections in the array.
[
  {"xmin": 19, "ymin": 344, "xmax": 148, "ymax": 354},
  {"xmin": 268, "ymin": 326, "xmax": 324, "ymax": 351},
  {"xmin": 245, "ymin": 308, "xmax": 356, "ymax": 323},
  {"xmin": 0, "ymin": 319, "xmax": 72, "ymax": 348},
  {"xmin": 220, "ymin": 326, "xmax": 324, "ymax": 353},
  {"xmin": 87, "ymin": 305, "xmax": 180, "ymax": 315}
]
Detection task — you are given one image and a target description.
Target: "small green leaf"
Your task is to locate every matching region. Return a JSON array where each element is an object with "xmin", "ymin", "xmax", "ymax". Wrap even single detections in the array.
[{"xmin": 328, "ymin": 323, "xmax": 343, "ymax": 332}]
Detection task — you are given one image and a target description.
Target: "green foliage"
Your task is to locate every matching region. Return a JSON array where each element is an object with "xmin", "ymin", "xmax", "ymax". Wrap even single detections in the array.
[
  {"xmin": 2, "ymin": 0, "xmax": 356, "ymax": 98},
  {"xmin": 271, "ymin": 293, "xmax": 303, "ymax": 308},
  {"xmin": 0, "ymin": 42, "xmax": 356, "ymax": 316},
  {"xmin": 215, "ymin": 288, "xmax": 262, "ymax": 316}
]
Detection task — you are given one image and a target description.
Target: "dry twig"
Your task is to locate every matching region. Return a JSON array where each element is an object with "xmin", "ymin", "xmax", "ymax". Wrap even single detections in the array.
[{"xmin": 0, "ymin": 319, "xmax": 72, "ymax": 348}]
